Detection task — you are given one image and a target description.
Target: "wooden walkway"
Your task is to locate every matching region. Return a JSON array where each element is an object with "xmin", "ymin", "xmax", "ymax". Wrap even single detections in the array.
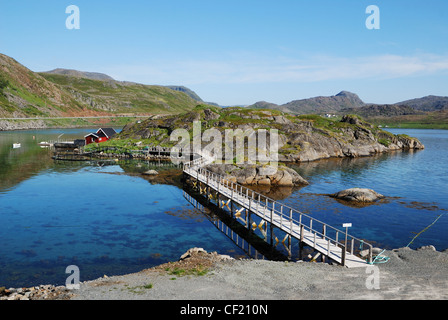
[{"xmin": 183, "ymin": 154, "xmax": 373, "ymax": 268}]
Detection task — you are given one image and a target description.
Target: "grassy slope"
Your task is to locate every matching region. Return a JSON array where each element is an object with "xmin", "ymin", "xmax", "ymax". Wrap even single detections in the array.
[
  {"xmin": 0, "ymin": 54, "xmax": 87, "ymax": 118},
  {"xmin": 38, "ymin": 73, "xmax": 200, "ymax": 115},
  {"xmin": 0, "ymin": 53, "xmax": 203, "ymax": 120}
]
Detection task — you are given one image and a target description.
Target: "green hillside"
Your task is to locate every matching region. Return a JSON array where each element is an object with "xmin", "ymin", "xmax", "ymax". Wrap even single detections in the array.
[
  {"xmin": 0, "ymin": 53, "xmax": 203, "ymax": 119},
  {"xmin": 38, "ymin": 73, "xmax": 201, "ymax": 115}
]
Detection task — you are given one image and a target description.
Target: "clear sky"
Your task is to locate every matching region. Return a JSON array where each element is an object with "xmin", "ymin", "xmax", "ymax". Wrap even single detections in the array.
[{"xmin": 1, "ymin": 0, "xmax": 447, "ymax": 106}]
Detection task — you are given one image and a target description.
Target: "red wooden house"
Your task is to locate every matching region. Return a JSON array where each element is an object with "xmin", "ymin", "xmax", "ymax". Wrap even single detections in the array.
[{"xmin": 85, "ymin": 128, "xmax": 117, "ymax": 145}]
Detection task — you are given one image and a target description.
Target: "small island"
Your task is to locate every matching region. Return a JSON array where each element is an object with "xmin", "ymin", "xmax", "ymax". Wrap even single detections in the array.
[{"xmin": 102, "ymin": 105, "xmax": 424, "ymax": 164}]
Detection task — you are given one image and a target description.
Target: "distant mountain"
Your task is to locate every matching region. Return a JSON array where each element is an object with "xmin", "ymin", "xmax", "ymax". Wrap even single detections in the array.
[
  {"xmin": 43, "ymin": 68, "xmax": 115, "ymax": 81},
  {"xmin": 164, "ymin": 86, "xmax": 203, "ymax": 102},
  {"xmin": 250, "ymin": 91, "xmax": 365, "ymax": 114},
  {"xmin": 396, "ymin": 95, "xmax": 448, "ymax": 112},
  {"xmin": 250, "ymin": 101, "xmax": 280, "ymax": 109},
  {"xmin": 249, "ymin": 91, "xmax": 448, "ymax": 119},
  {"xmin": 341, "ymin": 104, "xmax": 421, "ymax": 118},
  {"xmin": 0, "ymin": 53, "xmax": 204, "ymax": 118}
]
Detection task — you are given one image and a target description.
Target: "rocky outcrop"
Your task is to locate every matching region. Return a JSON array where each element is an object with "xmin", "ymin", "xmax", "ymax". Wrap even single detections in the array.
[
  {"xmin": 205, "ymin": 164, "xmax": 309, "ymax": 187},
  {"xmin": 331, "ymin": 188, "xmax": 385, "ymax": 202},
  {"xmin": 118, "ymin": 108, "xmax": 425, "ymax": 164}
]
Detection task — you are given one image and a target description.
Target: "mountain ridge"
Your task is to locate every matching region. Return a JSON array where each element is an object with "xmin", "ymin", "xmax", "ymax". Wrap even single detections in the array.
[
  {"xmin": 250, "ymin": 91, "xmax": 365, "ymax": 114},
  {"xmin": 249, "ymin": 91, "xmax": 448, "ymax": 117},
  {"xmin": 43, "ymin": 68, "xmax": 115, "ymax": 81},
  {"xmin": 1, "ymin": 53, "xmax": 447, "ymax": 122}
]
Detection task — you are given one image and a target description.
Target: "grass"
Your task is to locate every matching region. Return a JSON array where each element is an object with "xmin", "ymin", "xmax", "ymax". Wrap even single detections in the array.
[
  {"xmin": 164, "ymin": 265, "xmax": 209, "ymax": 278},
  {"xmin": 123, "ymin": 283, "xmax": 153, "ymax": 294},
  {"xmin": 378, "ymin": 138, "xmax": 391, "ymax": 147}
]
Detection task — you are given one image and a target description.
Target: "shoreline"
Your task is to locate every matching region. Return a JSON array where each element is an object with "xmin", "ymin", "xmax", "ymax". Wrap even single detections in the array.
[
  {"xmin": 1, "ymin": 245, "xmax": 447, "ymax": 300},
  {"xmin": 1, "ymin": 118, "xmax": 448, "ymax": 132}
]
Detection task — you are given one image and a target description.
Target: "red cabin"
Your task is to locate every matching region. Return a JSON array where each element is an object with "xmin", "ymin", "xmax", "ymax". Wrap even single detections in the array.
[{"xmin": 85, "ymin": 128, "xmax": 117, "ymax": 145}]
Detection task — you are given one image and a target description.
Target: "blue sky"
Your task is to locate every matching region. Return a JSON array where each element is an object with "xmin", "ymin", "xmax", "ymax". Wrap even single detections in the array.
[{"xmin": 1, "ymin": 0, "xmax": 447, "ymax": 105}]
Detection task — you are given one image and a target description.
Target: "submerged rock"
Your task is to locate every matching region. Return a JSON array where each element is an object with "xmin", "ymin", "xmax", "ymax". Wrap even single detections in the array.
[{"xmin": 331, "ymin": 188, "xmax": 385, "ymax": 202}]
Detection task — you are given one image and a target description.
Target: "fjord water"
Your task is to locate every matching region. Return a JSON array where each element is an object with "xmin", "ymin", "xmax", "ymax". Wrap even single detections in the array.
[
  {"xmin": 0, "ymin": 128, "xmax": 447, "ymax": 288},
  {"xmin": 285, "ymin": 129, "xmax": 448, "ymax": 251},
  {"xmin": 0, "ymin": 128, "xmax": 248, "ymax": 288}
]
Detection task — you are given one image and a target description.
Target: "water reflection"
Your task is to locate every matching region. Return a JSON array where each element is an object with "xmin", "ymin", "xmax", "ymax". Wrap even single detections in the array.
[{"xmin": 182, "ymin": 188, "xmax": 290, "ymax": 261}]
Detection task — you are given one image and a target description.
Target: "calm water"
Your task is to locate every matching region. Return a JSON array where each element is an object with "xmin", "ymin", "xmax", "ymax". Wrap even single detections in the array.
[
  {"xmin": 285, "ymin": 129, "xmax": 448, "ymax": 251},
  {"xmin": 0, "ymin": 128, "xmax": 447, "ymax": 287}
]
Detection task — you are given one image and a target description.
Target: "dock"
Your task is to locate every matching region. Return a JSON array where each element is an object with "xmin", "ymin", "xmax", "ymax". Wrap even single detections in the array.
[{"xmin": 183, "ymin": 153, "xmax": 373, "ymax": 268}]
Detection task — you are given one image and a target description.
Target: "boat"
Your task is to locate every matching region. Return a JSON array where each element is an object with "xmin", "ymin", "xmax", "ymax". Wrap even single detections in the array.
[
  {"xmin": 38, "ymin": 141, "xmax": 53, "ymax": 147},
  {"xmin": 12, "ymin": 143, "xmax": 21, "ymax": 149}
]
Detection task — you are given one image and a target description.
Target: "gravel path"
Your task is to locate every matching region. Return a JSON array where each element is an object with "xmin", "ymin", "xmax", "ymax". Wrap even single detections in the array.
[{"xmin": 67, "ymin": 246, "xmax": 448, "ymax": 300}]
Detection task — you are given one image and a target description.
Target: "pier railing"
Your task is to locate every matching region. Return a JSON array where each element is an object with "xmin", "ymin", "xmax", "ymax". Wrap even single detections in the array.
[{"xmin": 183, "ymin": 157, "xmax": 373, "ymax": 266}]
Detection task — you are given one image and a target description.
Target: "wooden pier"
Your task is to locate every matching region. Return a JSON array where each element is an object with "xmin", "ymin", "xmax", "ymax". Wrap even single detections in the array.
[
  {"xmin": 52, "ymin": 145, "xmax": 197, "ymax": 162},
  {"xmin": 183, "ymin": 154, "xmax": 373, "ymax": 268}
]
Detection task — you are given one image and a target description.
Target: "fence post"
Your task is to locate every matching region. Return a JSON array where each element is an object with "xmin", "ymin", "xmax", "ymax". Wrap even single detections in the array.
[
  {"xmin": 341, "ymin": 246, "xmax": 346, "ymax": 267},
  {"xmin": 289, "ymin": 208, "xmax": 293, "ymax": 234}
]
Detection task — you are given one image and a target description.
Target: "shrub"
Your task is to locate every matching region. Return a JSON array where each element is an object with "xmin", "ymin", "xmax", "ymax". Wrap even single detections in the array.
[
  {"xmin": 378, "ymin": 138, "xmax": 391, "ymax": 147},
  {"xmin": 0, "ymin": 75, "xmax": 9, "ymax": 96}
]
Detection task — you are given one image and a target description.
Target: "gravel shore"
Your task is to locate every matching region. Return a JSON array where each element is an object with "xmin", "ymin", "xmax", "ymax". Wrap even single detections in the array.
[
  {"xmin": 65, "ymin": 246, "xmax": 447, "ymax": 300},
  {"xmin": 2, "ymin": 246, "xmax": 447, "ymax": 301}
]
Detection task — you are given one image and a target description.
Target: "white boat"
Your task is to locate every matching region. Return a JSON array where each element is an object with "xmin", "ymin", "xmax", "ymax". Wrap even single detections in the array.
[
  {"xmin": 38, "ymin": 141, "xmax": 53, "ymax": 147},
  {"xmin": 13, "ymin": 143, "xmax": 21, "ymax": 149}
]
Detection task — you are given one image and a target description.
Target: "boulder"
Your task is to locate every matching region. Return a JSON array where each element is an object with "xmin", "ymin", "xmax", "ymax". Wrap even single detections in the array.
[
  {"xmin": 331, "ymin": 188, "xmax": 385, "ymax": 202},
  {"xmin": 142, "ymin": 170, "xmax": 159, "ymax": 175},
  {"xmin": 257, "ymin": 165, "xmax": 278, "ymax": 176},
  {"xmin": 205, "ymin": 164, "xmax": 308, "ymax": 187}
]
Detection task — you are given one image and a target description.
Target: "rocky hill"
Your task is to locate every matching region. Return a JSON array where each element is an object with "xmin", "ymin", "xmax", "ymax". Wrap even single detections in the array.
[
  {"xmin": 250, "ymin": 91, "xmax": 365, "ymax": 115},
  {"xmin": 0, "ymin": 53, "xmax": 203, "ymax": 119},
  {"xmin": 248, "ymin": 91, "xmax": 448, "ymax": 128},
  {"xmin": 42, "ymin": 69, "xmax": 207, "ymax": 104},
  {"xmin": 117, "ymin": 106, "xmax": 425, "ymax": 164},
  {"xmin": 396, "ymin": 95, "xmax": 448, "ymax": 111},
  {"xmin": 38, "ymin": 73, "xmax": 201, "ymax": 115},
  {"xmin": 43, "ymin": 68, "xmax": 115, "ymax": 81},
  {"xmin": 341, "ymin": 104, "xmax": 421, "ymax": 118}
]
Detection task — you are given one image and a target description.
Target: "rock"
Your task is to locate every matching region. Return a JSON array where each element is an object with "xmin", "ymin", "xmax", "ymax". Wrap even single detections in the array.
[
  {"xmin": 142, "ymin": 170, "xmax": 158, "ymax": 175},
  {"xmin": 257, "ymin": 165, "xmax": 278, "ymax": 176},
  {"xmin": 417, "ymin": 245, "xmax": 436, "ymax": 251},
  {"xmin": 360, "ymin": 247, "xmax": 384, "ymax": 258},
  {"xmin": 0, "ymin": 284, "xmax": 72, "ymax": 301},
  {"xmin": 180, "ymin": 247, "xmax": 207, "ymax": 260},
  {"xmin": 273, "ymin": 115, "xmax": 292, "ymax": 124},
  {"xmin": 205, "ymin": 164, "xmax": 308, "ymax": 187},
  {"xmin": 179, "ymin": 248, "xmax": 234, "ymax": 263},
  {"xmin": 257, "ymin": 178, "xmax": 271, "ymax": 185},
  {"xmin": 331, "ymin": 188, "xmax": 385, "ymax": 202},
  {"xmin": 203, "ymin": 108, "xmax": 220, "ymax": 120}
]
